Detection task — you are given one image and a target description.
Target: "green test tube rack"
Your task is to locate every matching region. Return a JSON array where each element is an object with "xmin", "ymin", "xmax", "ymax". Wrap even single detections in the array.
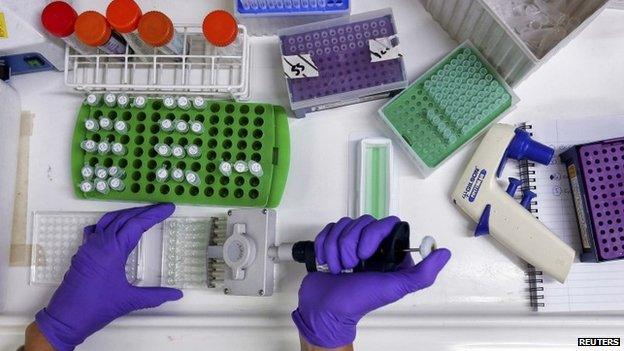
[
  {"xmin": 379, "ymin": 41, "xmax": 518, "ymax": 176},
  {"xmin": 71, "ymin": 98, "xmax": 290, "ymax": 208}
]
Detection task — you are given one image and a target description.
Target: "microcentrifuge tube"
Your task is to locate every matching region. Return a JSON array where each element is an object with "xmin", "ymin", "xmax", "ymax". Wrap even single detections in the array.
[
  {"xmin": 97, "ymin": 141, "xmax": 111, "ymax": 155},
  {"xmin": 219, "ymin": 161, "xmax": 232, "ymax": 177},
  {"xmin": 94, "ymin": 178, "xmax": 110, "ymax": 194},
  {"xmin": 81, "ymin": 165, "xmax": 94, "ymax": 180},
  {"xmin": 190, "ymin": 121, "xmax": 204, "ymax": 135},
  {"xmin": 177, "ymin": 96, "xmax": 191, "ymax": 110},
  {"xmin": 171, "ymin": 168, "xmax": 185, "ymax": 182},
  {"xmin": 160, "ymin": 119, "xmax": 174, "ymax": 133},
  {"xmin": 108, "ymin": 177, "xmax": 125, "ymax": 191},
  {"xmin": 85, "ymin": 93, "xmax": 101, "ymax": 107},
  {"xmin": 99, "ymin": 117, "xmax": 113, "ymax": 130},
  {"xmin": 114, "ymin": 120, "xmax": 128, "ymax": 134},
  {"xmin": 84, "ymin": 118, "xmax": 99, "ymax": 132},
  {"xmin": 132, "ymin": 96, "xmax": 147, "ymax": 109},
  {"xmin": 104, "ymin": 93, "xmax": 117, "ymax": 107},
  {"xmin": 248, "ymin": 160, "xmax": 263, "ymax": 177},
  {"xmin": 117, "ymin": 94, "xmax": 130, "ymax": 108},
  {"xmin": 79, "ymin": 180, "xmax": 94, "ymax": 193},
  {"xmin": 156, "ymin": 166, "xmax": 169, "ymax": 183},
  {"xmin": 108, "ymin": 166, "xmax": 126, "ymax": 179},
  {"xmin": 174, "ymin": 120, "xmax": 189, "ymax": 134},
  {"xmin": 171, "ymin": 144, "xmax": 185, "ymax": 158},
  {"xmin": 111, "ymin": 142, "xmax": 127, "ymax": 156},
  {"xmin": 186, "ymin": 144, "xmax": 202, "ymax": 158},
  {"xmin": 95, "ymin": 164, "xmax": 108, "ymax": 179},
  {"xmin": 193, "ymin": 96, "xmax": 206, "ymax": 110},
  {"xmin": 155, "ymin": 143, "xmax": 172, "ymax": 157},
  {"xmin": 234, "ymin": 160, "xmax": 248, "ymax": 173},
  {"xmin": 80, "ymin": 139, "xmax": 98, "ymax": 153},
  {"xmin": 185, "ymin": 170, "xmax": 200, "ymax": 186},
  {"xmin": 163, "ymin": 96, "xmax": 176, "ymax": 109}
]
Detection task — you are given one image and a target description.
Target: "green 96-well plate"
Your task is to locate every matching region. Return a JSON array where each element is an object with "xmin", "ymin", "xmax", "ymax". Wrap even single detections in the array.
[
  {"xmin": 379, "ymin": 42, "xmax": 517, "ymax": 175},
  {"xmin": 71, "ymin": 99, "xmax": 290, "ymax": 208}
]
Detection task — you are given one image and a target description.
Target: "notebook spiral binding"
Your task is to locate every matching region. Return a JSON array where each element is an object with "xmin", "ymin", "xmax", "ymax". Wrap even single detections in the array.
[{"xmin": 518, "ymin": 122, "xmax": 545, "ymax": 311}]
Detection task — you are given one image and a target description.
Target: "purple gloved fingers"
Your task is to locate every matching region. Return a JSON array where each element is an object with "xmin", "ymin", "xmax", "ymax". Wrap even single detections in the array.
[
  {"xmin": 130, "ymin": 286, "xmax": 183, "ymax": 310},
  {"xmin": 314, "ymin": 222, "xmax": 334, "ymax": 265},
  {"xmin": 102, "ymin": 204, "xmax": 163, "ymax": 238},
  {"xmin": 337, "ymin": 215, "xmax": 376, "ymax": 270},
  {"xmin": 323, "ymin": 217, "xmax": 354, "ymax": 274},
  {"xmin": 356, "ymin": 216, "xmax": 400, "ymax": 260},
  {"xmin": 389, "ymin": 248, "xmax": 451, "ymax": 293},
  {"xmin": 82, "ymin": 225, "xmax": 96, "ymax": 242},
  {"xmin": 115, "ymin": 203, "xmax": 175, "ymax": 256}
]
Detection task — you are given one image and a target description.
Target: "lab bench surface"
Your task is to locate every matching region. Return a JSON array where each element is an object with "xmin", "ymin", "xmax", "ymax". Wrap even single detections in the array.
[{"xmin": 2, "ymin": 0, "xmax": 624, "ymax": 350}]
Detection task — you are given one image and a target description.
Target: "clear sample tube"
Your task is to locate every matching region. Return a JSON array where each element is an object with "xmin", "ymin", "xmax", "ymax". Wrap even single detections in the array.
[
  {"xmin": 190, "ymin": 121, "xmax": 204, "ymax": 135},
  {"xmin": 234, "ymin": 160, "xmax": 248, "ymax": 173},
  {"xmin": 97, "ymin": 141, "xmax": 111, "ymax": 155},
  {"xmin": 84, "ymin": 118, "xmax": 99, "ymax": 132},
  {"xmin": 75, "ymin": 11, "xmax": 127, "ymax": 54},
  {"xmin": 99, "ymin": 116, "xmax": 113, "ymax": 130},
  {"xmin": 171, "ymin": 168, "xmax": 185, "ymax": 182},
  {"xmin": 175, "ymin": 120, "xmax": 189, "ymax": 134},
  {"xmin": 111, "ymin": 142, "xmax": 127, "ymax": 156},
  {"xmin": 108, "ymin": 177, "xmax": 126, "ymax": 191},
  {"xmin": 94, "ymin": 178, "xmax": 110, "ymax": 194},
  {"xmin": 193, "ymin": 97, "xmax": 207, "ymax": 110},
  {"xmin": 41, "ymin": 2, "xmax": 96, "ymax": 55},
  {"xmin": 81, "ymin": 165, "xmax": 94, "ymax": 180},
  {"xmin": 155, "ymin": 143, "xmax": 172, "ymax": 157},
  {"xmin": 106, "ymin": 0, "xmax": 153, "ymax": 56},
  {"xmin": 162, "ymin": 96, "xmax": 177, "ymax": 109},
  {"xmin": 132, "ymin": 96, "xmax": 147, "ymax": 108},
  {"xmin": 185, "ymin": 171, "xmax": 201, "ymax": 186},
  {"xmin": 116, "ymin": 94, "xmax": 130, "ymax": 108},
  {"xmin": 79, "ymin": 180, "xmax": 94, "ymax": 193},
  {"xmin": 85, "ymin": 94, "xmax": 102, "ymax": 107},
  {"xmin": 104, "ymin": 93, "xmax": 117, "ymax": 107},
  {"xmin": 160, "ymin": 119, "xmax": 174, "ymax": 133},
  {"xmin": 80, "ymin": 139, "xmax": 98, "ymax": 153},
  {"xmin": 171, "ymin": 144, "xmax": 186, "ymax": 158},
  {"xmin": 94, "ymin": 164, "xmax": 109, "ymax": 179},
  {"xmin": 248, "ymin": 160, "xmax": 263, "ymax": 177},
  {"xmin": 156, "ymin": 166, "xmax": 169, "ymax": 183},
  {"xmin": 114, "ymin": 120, "xmax": 129, "ymax": 134},
  {"xmin": 177, "ymin": 96, "xmax": 191, "ymax": 110},
  {"xmin": 108, "ymin": 166, "xmax": 126, "ymax": 179},
  {"xmin": 219, "ymin": 161, "xmax": 232, "ymax": 177},
  {"xmin": 186, "ymin": 144, "xmax": 202, "ymax": 159},
  {"xmin": 138, "ymin": 11, "xmax": 186, "ymax": 55}
]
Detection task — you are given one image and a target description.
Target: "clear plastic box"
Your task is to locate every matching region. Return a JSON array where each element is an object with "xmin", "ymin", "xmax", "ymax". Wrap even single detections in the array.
[
  {"xmin": 278, "ymin": 8, "xmax": 408, "ymax": 118},
  {"xmin": 421, "ymin": 0, "xmax": 609, "ymax": 87}
]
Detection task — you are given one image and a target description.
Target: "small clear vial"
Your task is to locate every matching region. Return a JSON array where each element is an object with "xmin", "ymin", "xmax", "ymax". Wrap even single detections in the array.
[
  {"xmin": 114, "ymin": 120, "xmax": 129, "ymax": 134},
  {"xmin": 97, "ymin": 141, "xmax": 111, "ymax": 155},
  {"xmin": 219, "ymin": 161, "xmax": 232, "ymax": 177},
  {"xmin": 108, "ymin": 177, "xmax": 126, "ymax": 191},
  {"xmin": 85, "ymin": 93, "xmax": 101, "ymax": 107},
  {"xmin": 177, "ymin": 96, "xmax": 191, "ymax": 110},
  {"xmin": 234, "ymin": 160, "xmax": 248, "ymax": 173},
  {"xmin": 80, "ymin": 139, "xmax": 98, "ymax": 153},
  {"xmin": 84, "ymin": 118, "xmax": 100, "ymax": 132},
  {"xmin": 117, "ymin": 94, "xmax": 130, "ymax": 108},
  {"xmin": 94, "ymin": 178, "xmax": 110, "ymax": 194},
  {"xmin": 160, "ymin": 119, "xmax": 174, "ymax": 133},
  {"xmin": 171, "ymin": 168, "xmax": 185, "ymax": 182},
  {"xmin": 174, "ymin": 120, "xmax": 189, "ymax": 134},
  {"xmin": 185, "ymin": 170, "xmax": 200, "ymax": 187},
  {"xmin": 132, "ymin": 96, "xmax": 147, "ymax": 109},
  {"xmin": 99, "ymin": 117, "xmax": 113, "ymax": 130},
  {"xmin": 192, "ymin": 96, "xmax": 207, "ymax": 110},
  {"xmin": 155, "ymin": 143, "xmax": 172, "ymax": 157},
  {"xmin": 156, "ymin": 166, "xmax": 169, "ymax": 183},
  {"xmin": 81, "ymin": 165, "xmax": 94, "ymax": 180},
  {"xmin": 79, "ymin": 180, "xmax": 94, "ymax": 193},
  {"xmin": 190, "ymin": 121, "xmax": 204, "ymax": 135},
  {"xmin": 104, "ymin": 93, "xmax": 117, "ymax": 107},
  {"xmin": 95, "ymin": 164, "xmax": 109, "ymax": 179},
  {"xmin": 111, "ymin": 142, "xmax": 127, "ymax": 156},
  {"xmin": 108, "ymin": 166, "xmax": 126, "ymax": 179},
  {"xmin": 186, "ymin": 144, "xmax": 202, "ymax": 158},
  {"xmin": 248, "ymin": 160, "xmax": 263, "ymax": 177},
  {"xmin": 163, "ymin": 96, "xmax": 177, "ymax": 109},
  {"xmin": 171, "ymin": 144, "xmax": 185, "ymax": 158}
]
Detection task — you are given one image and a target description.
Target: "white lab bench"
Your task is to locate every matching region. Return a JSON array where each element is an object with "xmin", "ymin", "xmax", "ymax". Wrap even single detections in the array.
[{"xmin": 2, "ymin": 0, "xmax": 624, "ymax": 350}]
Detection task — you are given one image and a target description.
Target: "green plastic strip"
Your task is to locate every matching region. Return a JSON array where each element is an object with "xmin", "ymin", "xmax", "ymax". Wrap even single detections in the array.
[{"xmin": 360, "ymin": 139, "xmax": 391, "ymax": 219}]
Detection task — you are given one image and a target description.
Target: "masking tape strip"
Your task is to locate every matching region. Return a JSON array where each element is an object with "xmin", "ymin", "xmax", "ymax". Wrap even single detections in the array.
[{"xmin": 10, "ymin": 111, "xmax": 34, "ymax": 267}]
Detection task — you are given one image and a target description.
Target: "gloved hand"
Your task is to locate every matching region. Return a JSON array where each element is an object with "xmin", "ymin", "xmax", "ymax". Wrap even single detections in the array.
[
  {"xmin": 35, "ymin": 203, "xmax": 182, "ymax": 351},
  {"xmin": 292, "ymin": 215, "xmax": 451, "ymax": 349}
]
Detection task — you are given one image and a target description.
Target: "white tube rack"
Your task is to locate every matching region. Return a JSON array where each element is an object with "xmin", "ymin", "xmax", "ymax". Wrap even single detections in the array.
[{"xmin": 64, "ymin": 25, "xmax": 251, "ymax": 101}]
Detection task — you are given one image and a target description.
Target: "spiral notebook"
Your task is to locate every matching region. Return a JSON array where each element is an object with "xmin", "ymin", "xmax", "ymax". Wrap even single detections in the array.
[{"xmin": 519, "ymin": 116, "xmax": 624, "ymax": 312}]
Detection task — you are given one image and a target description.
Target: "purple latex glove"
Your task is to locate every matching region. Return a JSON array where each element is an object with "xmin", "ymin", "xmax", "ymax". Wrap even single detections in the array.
[
  {"xmin": 35, "ymin": 203, "xmax": 183, "ymax": 351},
  {"xmin": 293, "ymin": 215, "xmax": 451, "ymax": 349}
]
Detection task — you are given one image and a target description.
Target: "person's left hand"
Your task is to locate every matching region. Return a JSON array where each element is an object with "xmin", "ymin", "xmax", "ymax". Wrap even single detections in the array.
[{"xmin": 35, "ymin": 203, "xmax": 182, "ymax": 351}]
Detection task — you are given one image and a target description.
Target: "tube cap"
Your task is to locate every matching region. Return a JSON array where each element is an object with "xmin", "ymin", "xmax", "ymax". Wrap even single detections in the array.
[
  {"xmin": 106, "ymin": 0, "xmax": 142, "ymax": 33},
  {"xmin": 75, "ymin": 11, "xmax": 111, "ymax": 47},
  {"xmin": 41, "ymin": 1, "xmax": 78, "ymax": 38},
  {"xmin": 138, "ymin": 11, "xmax": 174, "ymax": 47},
  {"xmin": 202, "ymin": 10, "xmax": 238, "ymax": 47}
]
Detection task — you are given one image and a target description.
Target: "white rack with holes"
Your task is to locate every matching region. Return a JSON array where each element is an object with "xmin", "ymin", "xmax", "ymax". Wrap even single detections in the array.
[{"xmin": 64, "ymin": 25, "xmax": 251, "ymax": 100}]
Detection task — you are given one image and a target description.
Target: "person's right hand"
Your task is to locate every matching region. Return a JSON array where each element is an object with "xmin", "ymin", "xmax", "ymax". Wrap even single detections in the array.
[
  {"xmin": 292, "ymin": 215, "xmax": 451, "ymax": 349},
  {"xmin": 35, "ymin": 203, "xmax": 183, "ymax": 351}
]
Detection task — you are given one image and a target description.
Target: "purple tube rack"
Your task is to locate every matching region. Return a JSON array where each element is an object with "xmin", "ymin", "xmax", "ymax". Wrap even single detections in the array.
[
  {"xmin": 279, "ymin": 14, "xmax": 405, "ymax": 104},
  {"xmin": 578, "ymin": 139, "xmax": 624, "ymax": 261}
]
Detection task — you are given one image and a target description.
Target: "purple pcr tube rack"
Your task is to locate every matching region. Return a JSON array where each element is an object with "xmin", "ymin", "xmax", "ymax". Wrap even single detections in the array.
[
  {"xmin": 278, "ymin": 8, "xmax": 408, "ymax": 117},
  {"xmin": 561, "ymin": 138, "xmax": 624, "ymax": 262}
]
